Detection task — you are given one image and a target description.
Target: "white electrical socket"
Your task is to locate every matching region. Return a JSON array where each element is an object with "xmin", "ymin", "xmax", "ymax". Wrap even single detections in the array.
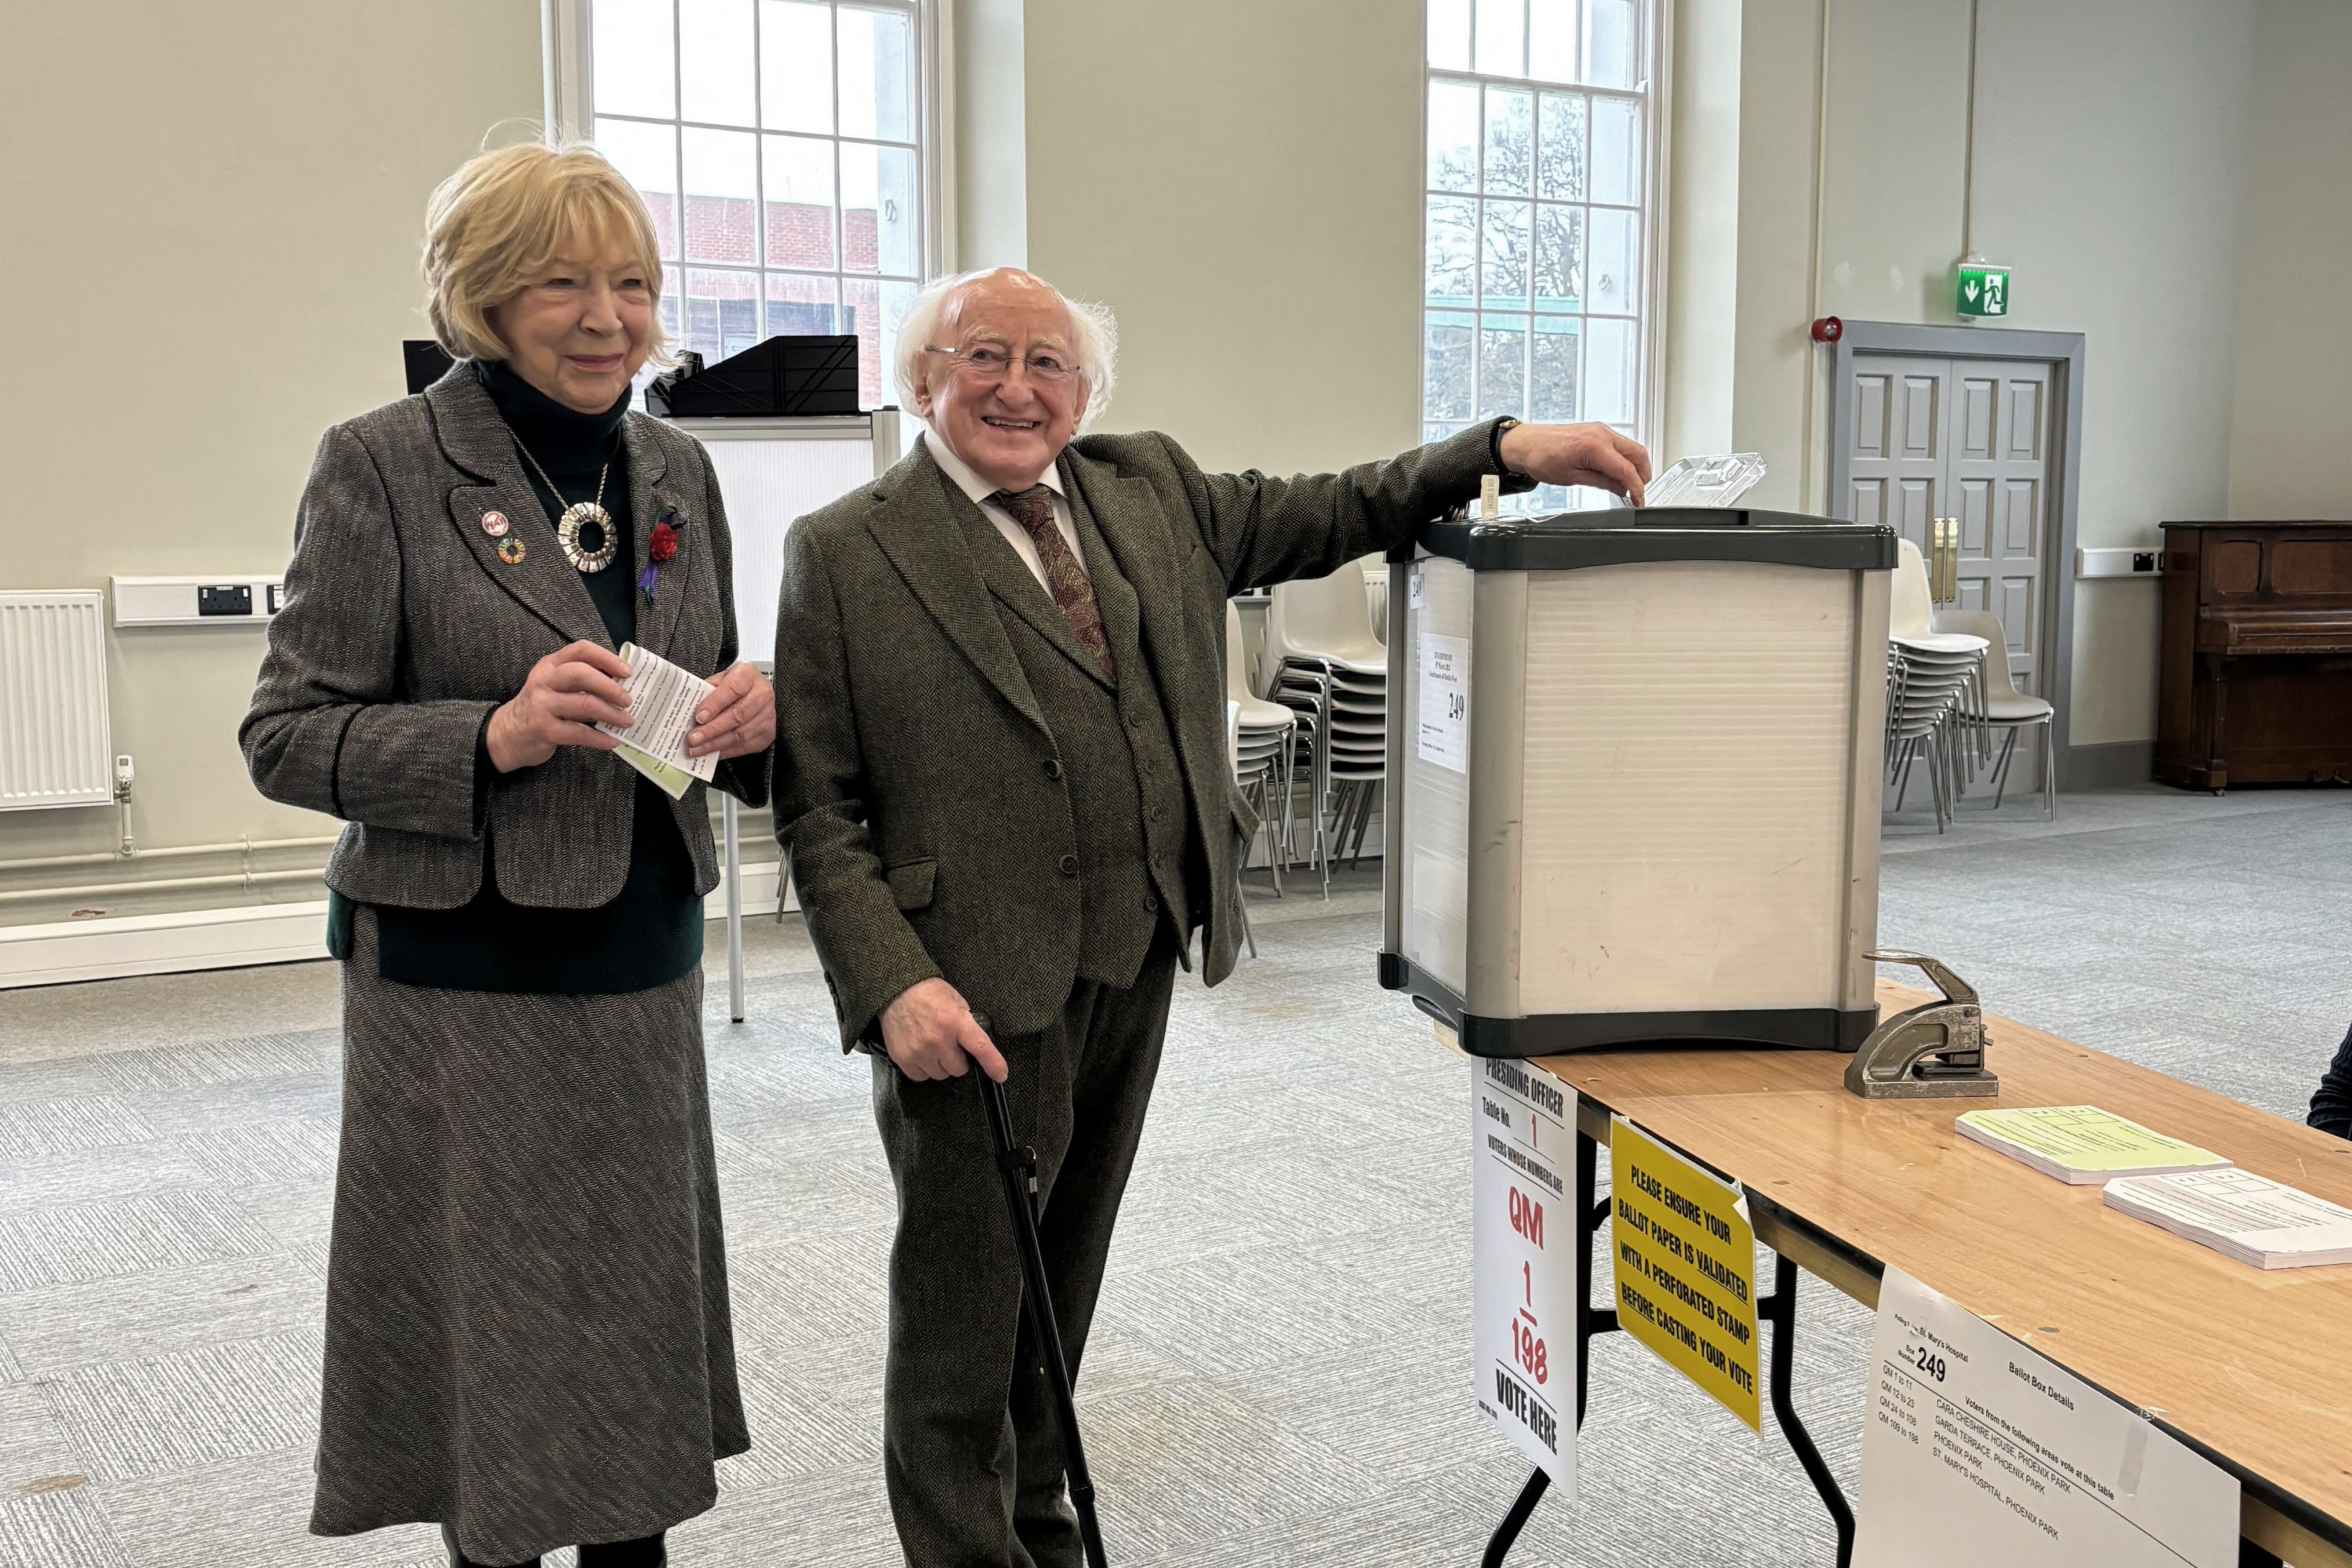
[{"xmin": 2075, "ymin": 547, "xmax": 2163, "ymax": 579}]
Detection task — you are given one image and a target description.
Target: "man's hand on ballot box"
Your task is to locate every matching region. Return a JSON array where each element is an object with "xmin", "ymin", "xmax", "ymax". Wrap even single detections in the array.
[{"xmin": 1499, "ymin": 420, "xmax": 1654, "ymax": 507}]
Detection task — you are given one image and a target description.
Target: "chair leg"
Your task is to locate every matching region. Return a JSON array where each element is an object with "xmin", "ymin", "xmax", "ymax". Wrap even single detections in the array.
[
  {"xmin": 2041, "ymin": 721, "xmax": 2057, "ymax": 821},
  {"xmin": 1235, "ymin": 868, "xmax": 1258, "ymax": 958},
  {"xmin": 1991, "ymin": 727, "xmax": 2020, "ymax": 810}
]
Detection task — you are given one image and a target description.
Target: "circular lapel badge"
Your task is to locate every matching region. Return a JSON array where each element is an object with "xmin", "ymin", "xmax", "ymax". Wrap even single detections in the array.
[
  {"xmin": 496, "ymin": 536, "xmax": 526, "ymax": 565},
  {"xmin": 481, "ymin": 510, "xmax": 510, "ymax": 537}
]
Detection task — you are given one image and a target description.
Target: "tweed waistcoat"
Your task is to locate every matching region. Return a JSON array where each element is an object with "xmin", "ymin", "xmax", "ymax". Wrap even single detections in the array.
[{"xmin": 951, "ymin": 481, "xmax": 1193, "ymax": 990}]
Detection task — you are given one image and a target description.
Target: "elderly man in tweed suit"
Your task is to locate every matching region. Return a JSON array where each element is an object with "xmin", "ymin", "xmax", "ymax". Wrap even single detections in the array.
[{"xmin": 770, "ymin": 267, "xmax": 1649, "ymax": 1567}]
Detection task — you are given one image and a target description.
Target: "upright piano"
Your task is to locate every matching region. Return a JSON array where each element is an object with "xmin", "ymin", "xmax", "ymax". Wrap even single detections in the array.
[{"xmin": 2157, "ymin": 521, "xmax": 2352, "ymax": 791}]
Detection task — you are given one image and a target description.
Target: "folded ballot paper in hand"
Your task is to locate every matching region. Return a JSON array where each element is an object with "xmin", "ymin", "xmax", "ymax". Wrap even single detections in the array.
[{"xmin": 598, "ymin": 643, "xmax": 720, "ymax": 800}]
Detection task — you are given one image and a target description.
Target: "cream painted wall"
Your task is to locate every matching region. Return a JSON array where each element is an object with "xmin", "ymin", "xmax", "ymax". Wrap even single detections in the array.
[
  {"xmin": 1730, "ymin": 0, "xmax": 2257, "ymax": 748},
  {"xmin": 2228, "ymin": 0, "xmax": 2352, "ymax": 518},
  {"xmin": 0, "ymin": 3, "xmax": 542, "ymax": 899},
  {"xmin": 1015, "ymin": 0, "xmax": 1425, "ymax": 476}
]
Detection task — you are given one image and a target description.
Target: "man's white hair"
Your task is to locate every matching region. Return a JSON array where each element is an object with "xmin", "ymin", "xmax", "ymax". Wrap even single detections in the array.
[{"xmin": 892, "ymin": 268, "xmax": 1119, "ymax": 431}]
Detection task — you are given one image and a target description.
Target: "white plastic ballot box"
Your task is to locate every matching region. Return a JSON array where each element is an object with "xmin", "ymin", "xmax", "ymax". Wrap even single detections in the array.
[{"xmin": 1378, "ymin": 508, "xmax": 1897, "ymax": 1057}]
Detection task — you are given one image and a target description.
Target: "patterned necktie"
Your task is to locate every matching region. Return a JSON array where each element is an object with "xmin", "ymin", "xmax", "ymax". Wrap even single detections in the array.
[{"xmin": 990, "ymin": 485, "xmax": 1115, "ymax": 681}]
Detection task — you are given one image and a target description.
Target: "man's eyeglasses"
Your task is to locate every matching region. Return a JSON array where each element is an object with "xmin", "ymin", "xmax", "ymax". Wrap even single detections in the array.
[{"xmin": 923, "ymin": 345, "xmax": 1078, "ymax": 384}]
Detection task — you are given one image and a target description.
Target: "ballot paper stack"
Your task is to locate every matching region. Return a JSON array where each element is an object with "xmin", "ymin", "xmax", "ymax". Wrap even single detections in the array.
[
  {"xmin": 1954, "ymin": 1105, "xmax": 2233, "ymax": 1185},
  {"xmin": 2102, "ymin": 1167, "xmax": 2352, "ymax": 1269}
]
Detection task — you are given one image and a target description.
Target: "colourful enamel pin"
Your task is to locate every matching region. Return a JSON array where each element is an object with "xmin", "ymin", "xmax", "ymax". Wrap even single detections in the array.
[{"xmin": 496, "ymin": 536, "xmax": 526, "ymax": 565}]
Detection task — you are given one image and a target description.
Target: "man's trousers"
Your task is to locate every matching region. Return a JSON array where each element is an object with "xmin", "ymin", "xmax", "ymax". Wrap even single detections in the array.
[{"xmin": 870, "ymin": 930, "xmax": 1181, "ymax": 1568}]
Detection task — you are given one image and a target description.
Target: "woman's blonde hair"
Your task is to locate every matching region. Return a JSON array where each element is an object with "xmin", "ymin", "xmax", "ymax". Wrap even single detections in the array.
[{"xmin": 422, "ymin": 140, "xmax": 671, "ymax": 365}]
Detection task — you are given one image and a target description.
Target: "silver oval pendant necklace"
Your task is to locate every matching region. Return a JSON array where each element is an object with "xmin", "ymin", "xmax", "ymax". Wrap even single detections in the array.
[{"xmin": 512, "ymin": 437, "xmax": 617, "ymax": 573}]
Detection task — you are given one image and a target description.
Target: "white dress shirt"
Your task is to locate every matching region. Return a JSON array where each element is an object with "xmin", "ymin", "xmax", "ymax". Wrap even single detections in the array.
[{"xmin": 923, "ymin": 427, "xmax": 1087, "ymax": 592}]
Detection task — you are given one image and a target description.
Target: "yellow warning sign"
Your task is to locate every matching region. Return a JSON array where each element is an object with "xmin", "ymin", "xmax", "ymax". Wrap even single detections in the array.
[{"xmin": 1609, "ymin": 1116, "xmax": 1761, "ymax": 1431}]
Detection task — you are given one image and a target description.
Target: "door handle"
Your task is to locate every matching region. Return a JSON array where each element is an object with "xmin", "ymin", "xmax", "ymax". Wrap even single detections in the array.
[{"xmin": 1932, "ymin": 517, "xmax": 1959, "ymax": 603}]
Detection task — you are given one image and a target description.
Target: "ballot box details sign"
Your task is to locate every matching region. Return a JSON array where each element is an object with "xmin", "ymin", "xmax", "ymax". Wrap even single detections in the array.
[
  {"xmin": 1854, "ymin": 1268, "xmax": 2237, "ymax": 1567},
  {"xmin": 1608, "ymin": 1116, "xmax": 1761, "ymax": 1431},
  {"xmin": 1472, "ymin": 1056, "xmax": 1577, "ymax": 1491}
]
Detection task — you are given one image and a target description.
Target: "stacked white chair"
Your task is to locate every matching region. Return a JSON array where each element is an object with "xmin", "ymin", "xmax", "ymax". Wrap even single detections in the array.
[
  {"xmin": 1931, "ymin": 607, "xmax": 2057, "ymax": 818},
  {"xmin": 1225, "ymin": 601, "xmax": 1294, "ymax": 894},
  {"xmin": 1885, "ymin": 539, "xmax": 1989, "ymax": 832},
  {"xmin": 1262, "ymin": 557, "xmax": 1388, "ymax": 894}
]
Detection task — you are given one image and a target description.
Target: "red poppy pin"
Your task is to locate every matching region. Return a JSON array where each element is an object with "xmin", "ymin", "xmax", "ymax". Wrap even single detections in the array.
[{"xmin": 639, "ymin": 509, "xmax": 682, "ymax": 601}]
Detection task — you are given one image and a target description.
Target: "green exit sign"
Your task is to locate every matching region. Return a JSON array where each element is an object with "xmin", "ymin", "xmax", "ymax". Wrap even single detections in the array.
[{"xmin": 1957, "ymin": 261, "xmax": 2011, "ymax": 318}]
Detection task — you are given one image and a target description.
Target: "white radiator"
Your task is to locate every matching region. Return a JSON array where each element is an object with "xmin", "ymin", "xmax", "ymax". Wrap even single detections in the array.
[{"xmin": 0, "ymin": 591, "xmax": 114, "ymax": 810}]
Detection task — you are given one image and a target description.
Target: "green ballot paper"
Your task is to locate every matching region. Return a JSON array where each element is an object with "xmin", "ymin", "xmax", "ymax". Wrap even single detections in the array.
[{"xmin": 598, "ymin": 643, "xmax": 720, "ymax": 801}]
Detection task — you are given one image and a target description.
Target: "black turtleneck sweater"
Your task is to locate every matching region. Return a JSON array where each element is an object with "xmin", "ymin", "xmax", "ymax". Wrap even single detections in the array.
[{"xmin": 352, "ymin": 359, "xmax": 705, "ymax": 994}]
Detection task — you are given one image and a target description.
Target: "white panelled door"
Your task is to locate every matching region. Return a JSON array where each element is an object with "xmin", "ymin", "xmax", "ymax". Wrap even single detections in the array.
[{"xmin": 1844, "ymin": 353, "xmax": 2050, "ymax": 697}]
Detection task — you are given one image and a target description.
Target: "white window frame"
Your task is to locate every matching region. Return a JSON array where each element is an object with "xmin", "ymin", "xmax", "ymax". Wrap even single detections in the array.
[
  {"xmin": 1420, "ymin": 0, "xmax": 1669, "ymax": 504},
  {"xmin": 546, "ymin": 0, "xmax": 947, "ymax": 402}
]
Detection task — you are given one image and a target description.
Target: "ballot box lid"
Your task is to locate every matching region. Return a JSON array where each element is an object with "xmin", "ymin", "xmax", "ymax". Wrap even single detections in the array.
[{"xmin": 1415, "ymin": 507, "xmax": 1896, "ymax": 573}]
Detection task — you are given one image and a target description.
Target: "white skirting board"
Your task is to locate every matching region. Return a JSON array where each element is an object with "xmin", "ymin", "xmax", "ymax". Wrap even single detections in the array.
[{"xmin": 0, "ymin": 858, "xmax": 793, "ymax": 989}]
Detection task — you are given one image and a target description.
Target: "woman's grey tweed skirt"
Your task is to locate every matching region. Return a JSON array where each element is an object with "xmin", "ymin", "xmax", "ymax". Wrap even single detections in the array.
[{"xmin": 312, "ymin": 912, "xmax": 748, "ymax": 1563}]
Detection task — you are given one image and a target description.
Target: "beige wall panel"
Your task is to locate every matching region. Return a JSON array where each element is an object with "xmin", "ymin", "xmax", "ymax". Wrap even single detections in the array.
[
  {"xmin": 1729, "ymin": 0, "xmax": 2256, "ymax": 746},
  {"xmin": 2228, "ymin": 0, "xmax": 2352, "ymax": 518},
  {"xmin": 0, "ymin": 2, "xmax": 543, "ymax": 874},
  {"xmin": 1018, "ymin": 0, "xmax": 1424, "ymax": 476}
]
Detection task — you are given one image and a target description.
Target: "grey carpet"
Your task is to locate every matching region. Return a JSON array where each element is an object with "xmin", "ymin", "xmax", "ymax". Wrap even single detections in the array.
[{"xmin": 2, "ymin": 783, "xmax": 2347, "ymax": 1567}]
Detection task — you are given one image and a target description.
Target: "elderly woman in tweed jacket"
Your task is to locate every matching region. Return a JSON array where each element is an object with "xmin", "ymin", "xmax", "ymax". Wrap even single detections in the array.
[{"xmin": 241, "ymin": 142, "xmax": 773, "ymax": 1568}]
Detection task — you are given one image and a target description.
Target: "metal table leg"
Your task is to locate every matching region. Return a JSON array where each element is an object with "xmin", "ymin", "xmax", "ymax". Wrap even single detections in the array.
[
  {"xmin": 722, "ymin": 792, "xmax": 744, "ymax": 1024},
  {"xmin": 1766, "ymin": 1252, "xmax": 1856, "ymax": 1566}
]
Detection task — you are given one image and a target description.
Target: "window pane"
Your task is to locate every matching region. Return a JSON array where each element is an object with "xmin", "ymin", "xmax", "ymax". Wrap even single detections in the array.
[
  {"xmin": 1588, "ymin": 0, "xmax": 1637, "ymax": 88},
  {"xmin": 679, "ymin": 0, "xmax": 757, "ymax": 126},
  {"xmin": 1532, "ymin": 319, "xmax": 1580, "ymax": 420},
  {"xmin": 1588, "ymin": 204, "xmax": 1639, "ymax": 314},
  {"xmin": 1426, "ymin": 196, "xmax": 1477, "ymax": 307},
  {"xmin": 764, "ymin": 271, "xmax": 840, "ymax": 351},
  {"xmin": 761, "ymin": 1, "xmax": 833, "ymax": 134},
  {"xmin": 1481, "ymin": 199, "xmax": 1531, "ymax": 306},
  {"xmin": 681, "ymin": 126, "xmax": 758, "ymax": 264},
  {"xmin": 1473, "ymin": 0, "xmax": 1525, "ymax": 77},
  {"xmin": 839, "ymin": 5, "xmax": 917, "ymax": 143},
  {"xmin": 762, "ymin": 133, "xmax": 835, "ymax": 270},
  {"xmin": 1591, "ymin": 94, "xmax": 1641, "ymax": 204},
  {"xmin": 841, "ymin": 141, "xmax": 919, "ymax": 275},
  {"xmin": 684, "ymin": 268, "xmax": 761, "ymax": 362},
  {"xmin": 1428, "ymin": 79, "xmax": 1479, "ymax": 193},
  {"xmin": 1482, "ymin": 88, "xmax": 1532, "ymax": 198},
  {"xmin": 1534, "ymin": 205, "xmax": 1583, "ymax": 312},
  {"xmin": 1427, "ymin": 0, "xmax": 1471, "ymax": 70},
  {"xmin": 1529, "ymin": 0, "xmax": 1578, "ymax": 82},
  {"xmin": 1537, "ymin": 92, "xmax": 1587, "ymax": 201},
  {"xmin": 1477, "ymin": 320, "xmax": 1526, "ymax": 420},
  {"xmin": 842, "ymin": 277, "xmax": 910, "ymax": 406},
  {"xmin": 1424, "ymin": 311, "xmax": 1474, "ymax": 421},
  {"xmin": 1584, "ymin": 315, "xmax": 1636, "ymax": 423},
  {"xmin": 595, "ymin": 0, "xmax": 675, "ymax": 118},
  {"xmin": 597, "ymin": 117, "xmax": 681, "ymax": 262},
  {"xmin": 877, "ymin": 278, "xmax": 914, "ymax": 407}
]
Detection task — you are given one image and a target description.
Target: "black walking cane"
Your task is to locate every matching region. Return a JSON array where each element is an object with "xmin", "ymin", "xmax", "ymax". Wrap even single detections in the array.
[{"xmin": 972, "ymin": 1017, "xmax": 1111, "ymax": 1568}]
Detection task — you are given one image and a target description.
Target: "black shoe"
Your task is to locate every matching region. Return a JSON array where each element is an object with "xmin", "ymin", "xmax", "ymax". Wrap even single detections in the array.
[
  {"xmin": 441, "ymin": 1524, "xmax": 542, "ymax": 1568},
  {"xmin": 578, "ymin": 1533, "xmax": 666, "ymax": 1567}
]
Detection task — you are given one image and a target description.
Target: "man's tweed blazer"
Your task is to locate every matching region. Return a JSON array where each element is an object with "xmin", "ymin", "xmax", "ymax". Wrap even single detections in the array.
[
  {"xmin": 772, "ymin": 420, "xmax": 1515, "ymax": 1049},
  {"xmin": 242, "ymin": 365, "xmax": 770, "ymax": 910}
]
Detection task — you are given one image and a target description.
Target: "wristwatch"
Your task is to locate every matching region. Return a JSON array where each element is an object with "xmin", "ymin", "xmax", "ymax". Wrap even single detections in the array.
[{"xmin": 1489, "ymin": 416, "xmax": 1527, "ymax": 481}]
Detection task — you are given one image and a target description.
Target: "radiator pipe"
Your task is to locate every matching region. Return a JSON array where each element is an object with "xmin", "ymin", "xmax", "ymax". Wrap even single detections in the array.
[
  {"xmin": 0, "ymin": 866, "xmax": 326, "ymax": 907},
  {"xmin": 0, "ymin": 835, "xmax": 339, "ymax": 877}
]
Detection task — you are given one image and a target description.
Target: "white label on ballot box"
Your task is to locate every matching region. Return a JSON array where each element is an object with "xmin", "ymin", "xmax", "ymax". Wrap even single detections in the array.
[
  {"xmin": 1471, "ymin": 1056, "xmax": 1577, "ymax": 1493},
  {"xmin": 1418, "ymin": 632, "xmax": 1470, "ymax": 773},
  {"xmin": 1855, "ymin": 1267, "xmax": 2237, "ymax": 1568}
]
